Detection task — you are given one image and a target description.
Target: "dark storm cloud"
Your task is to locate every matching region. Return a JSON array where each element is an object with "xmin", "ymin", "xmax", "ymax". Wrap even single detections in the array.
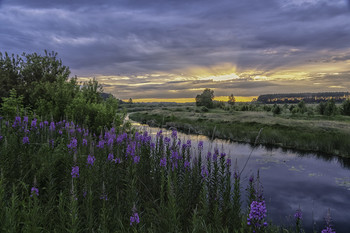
[{"xmin": 1, "ymin": 0, "xmax": 350, "ymax": 98}]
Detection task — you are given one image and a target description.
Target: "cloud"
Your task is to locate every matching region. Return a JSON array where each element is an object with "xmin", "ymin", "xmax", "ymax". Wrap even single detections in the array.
[{"xmin": 1, "ymin": 0, "xmax": 350, "ymax": 99}]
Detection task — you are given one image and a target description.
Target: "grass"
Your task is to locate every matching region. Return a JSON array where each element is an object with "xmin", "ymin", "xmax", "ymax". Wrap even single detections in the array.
[
  {"xmin": 0, "ymin": 115, "xmax": 327, "ymax": 232},
  {"xmin": 129, "ymin": 105, "xmax": 350, "ymax": 157}
]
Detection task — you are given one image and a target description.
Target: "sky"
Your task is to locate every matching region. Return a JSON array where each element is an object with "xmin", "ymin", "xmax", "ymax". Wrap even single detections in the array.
[{"xmin": 1, "ymin": 0, "xmax": 350, "ymax": 102}]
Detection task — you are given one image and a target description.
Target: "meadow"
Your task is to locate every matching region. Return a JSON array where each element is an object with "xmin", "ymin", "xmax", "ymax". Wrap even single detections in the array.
[
  {"xmin": 0, "ymin": 115, "xmax": 337, "ymax": 233},
  {"xmin": 128, "ymin": 103, "xmax": 350, "ymax": 157}
]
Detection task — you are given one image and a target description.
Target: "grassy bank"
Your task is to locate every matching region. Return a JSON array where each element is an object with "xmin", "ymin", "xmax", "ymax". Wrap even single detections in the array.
[
  {"xmin": 129, "ymin": 107, "xmax": 350, "ymax": 157},
  {"xmin": 0, "ymin": 116, "xmax": 319, "ymax": 233}
]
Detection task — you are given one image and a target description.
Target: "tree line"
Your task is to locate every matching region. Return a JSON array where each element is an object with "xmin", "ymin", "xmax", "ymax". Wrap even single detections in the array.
[{"xmin": 0, "ymin": 51, "xmax": 124, "ymax": 132}]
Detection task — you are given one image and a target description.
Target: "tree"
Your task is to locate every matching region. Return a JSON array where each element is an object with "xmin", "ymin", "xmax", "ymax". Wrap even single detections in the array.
[
  {"xmin": 324, "ymin": 99, "xmax": 337, "ymax": 116},
  {"xmin": 128, "ymin": 98, "xmax": 133, "ymax": 104},
  {"xmin": 341, "ymin": 99, "xmax": 350, "ymax": 116},
  {"xmin": 228, "ymin": 94, "xmax": 236, "ymax": 105},
  {"xmin": 195, "ymin": 88, "xmax": 214, "ymax": 108}
]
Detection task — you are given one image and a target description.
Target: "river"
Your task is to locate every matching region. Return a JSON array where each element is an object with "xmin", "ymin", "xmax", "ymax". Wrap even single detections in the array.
[{"xmin": 129, "ymin": 119, "xmax": 350, "ymax": 233}]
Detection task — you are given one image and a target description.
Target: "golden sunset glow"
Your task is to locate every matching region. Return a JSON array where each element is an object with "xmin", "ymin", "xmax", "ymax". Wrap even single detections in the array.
[{"xmin": 125, "ymin": 96, "xmax": 257, "ymax": 103}]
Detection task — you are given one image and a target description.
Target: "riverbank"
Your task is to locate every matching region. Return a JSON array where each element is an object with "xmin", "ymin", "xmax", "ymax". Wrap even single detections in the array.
[{"xmin": 129, "ymin": 108, "xmax": 350, "ymax": 157}]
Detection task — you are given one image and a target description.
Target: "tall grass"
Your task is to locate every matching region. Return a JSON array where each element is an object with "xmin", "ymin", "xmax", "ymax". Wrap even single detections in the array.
[{"xmin": 0, "ymin": 116, "xmax": 333, "ymax": 232}]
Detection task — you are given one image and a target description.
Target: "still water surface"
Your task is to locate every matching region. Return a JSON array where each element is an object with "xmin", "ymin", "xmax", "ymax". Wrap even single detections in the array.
[{"xmin": 131, "ymin": 120, "xmax": 350, "ymax": 233}]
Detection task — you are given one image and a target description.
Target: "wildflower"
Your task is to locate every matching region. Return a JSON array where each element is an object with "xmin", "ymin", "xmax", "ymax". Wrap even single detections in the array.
[
  {"xmin": 71, "ymin": 166, "xmax": 79, "ymax": 178},
  {"xmin": 220, "ymin": 152, "xmax": 226, "ymax": 158},
  {"xmin": 100, "ymin": 193, "xmax": 108, "ymax": 201},
  {"xmin": 130, "ymin": 212, "xmax": 140, "ymax": 226},
  {"xmin": 150, "ymin": 142, "xmax": 155, "ymax": 149},
  {"xmin": 31, "ymin": 118, "xmax": 37, "ymax": 129},
  {"xmin": 156, "ymin": 130, "xmax": 162, "ymax": 137},
  {"xmin": 87, "ymin": 155, "xmax": 96, "ymax": 166},
  {"xmin": 39, "ymin": 121, "xmax": 44, "ymax": 128},
  {"xmin": 133, "ymin": 155, "xmax": 140, "ymax": 164},
  {"xmin": 201, "ymin": 166, "xmax": 209, "ymax": 179},
  {"xmin": 30, "ymin": 187, "xmax": 39, "ymax": 197},
  {"xmin": 0, "ymin": 135, "xmax": 3, "ymax": 141},
  {"xmin": 184, "ymin": 160, "xmax": 190, "ymax": 170},
  {"xmin": 226, "ymin": 158, "xmax": 232, "ymax": 167},
  {"xmin": 23, "ymin": 116, "xmax": 28, "ymax": 124},
  {"xmin": 171, "ymin": 130, "xmax": 177, "ymax": 139},
  {"xmin": 198, "ymin": 141, "xmax": 203, "ymax": 150},
  {"xmin": 58, "ymin": 130, "xmax": 63, "ymax": 135},
  {"xmin": 164, "ymin": 137, "xmax": 170, "ymax": 146},
  {"xmin": 49, "ymin": 121, "xmax": 55, "ymax": 131},
  {"xmin": 294, "ymin": 208, "xmax": 302, "ymax": 220},
  {"xmin": 22, "ymin": 136, "xmax": 29, "ymax": 144},
  {"xmin": 107, "ymin": 153, "xmax": 114, "ymax": 161},
  {"xmin": 96, "ymin": 140, "xmax": 105, "ymax": 149},
  {"xmin": 12, "ymin": 116, "xmax": 21, "ymax": 128},
  {"xmin": 67, "ymin": 137, "xmax": 78, "ymax": 153},
  {"xmin": 82, "ymin": 138, "xmax": 88, "ymax": 146},
  {"xmin": 206, "ymin": 152, "xmax": 212, "ymax": 161},
  {"xmin": 160, "ymin": 157, "xmax": 167, "ymax": 167},
  {"xmin": 247, "ymin": 201, "xmax": 268, "ymax": 230},
  {"xmin": 49, "ymin": 139, "xmax": 54, "ymax": 148},
  {"xmin": 186, "ymin": 139, "xmax": 191, "ymax": 147},
  {"xmin": 115, "ymin": 157, "xmax": 121, "ymax": 164},
  {"xmin": 321, "ymin": 227, "xmax": 336, "ymax": 233}
]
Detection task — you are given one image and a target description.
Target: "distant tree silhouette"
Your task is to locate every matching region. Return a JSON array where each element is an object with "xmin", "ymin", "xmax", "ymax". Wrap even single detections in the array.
[
  {"xmin": 196, "ymin": 88, "xmax": 214, "ymax": 108},
  {"xmin": 228, "ymin": 94, "xmax": 236, "ymax": 105}
]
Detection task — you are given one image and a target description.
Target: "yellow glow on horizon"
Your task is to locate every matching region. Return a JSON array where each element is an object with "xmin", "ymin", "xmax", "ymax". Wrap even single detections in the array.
[{"xmin": 125, "ymin": 96, "xmax": 257, "ymax": 103}]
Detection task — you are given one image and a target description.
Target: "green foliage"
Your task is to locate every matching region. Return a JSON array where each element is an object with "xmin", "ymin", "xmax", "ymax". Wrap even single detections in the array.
[
  {"xmin": 0, "ymin": 51, "xmax": 124, "ymax": 133},
  {"xmin": 341, "ymin": 99, "xmax": 350, "ymax": 116},
  {"xmin": 324, "ymin": 99, "xmax": 337, "ymax": 116},
  {"xmin": 0, "ymin": 89, "xmax": 29, "ymax": 119},
  {"xmin": 272, "ymin": 104, "xmax": 281, "ymax": 116},
  {"xmin": 228, "ymin": 94, "xmax": 236, "ymax": 105},
  {"xmin": 196, "ymin": 88, "xmax": 214, "ymax": 108}
]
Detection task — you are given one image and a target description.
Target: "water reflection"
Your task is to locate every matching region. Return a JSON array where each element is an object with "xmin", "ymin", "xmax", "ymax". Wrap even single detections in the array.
[{"xmin": 130, "ymin": 120, "xmax": 350, "ymax": 233}]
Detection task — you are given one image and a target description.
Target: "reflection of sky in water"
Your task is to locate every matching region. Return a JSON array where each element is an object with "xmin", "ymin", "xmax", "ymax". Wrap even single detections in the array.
[{"xmin": 131, "ymin": 122, "xmax": 350, "ymax": 233}]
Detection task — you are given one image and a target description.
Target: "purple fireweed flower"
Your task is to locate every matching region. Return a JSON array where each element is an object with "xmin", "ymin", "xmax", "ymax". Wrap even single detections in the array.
[
  {"xmin": 31, "ymin": 118, "xmax": 37, "ymax": 129},
  {"xmin": 69, "ymin": 128, "xmax": 75, "ymax": 135},
  {"xmin": 49, "ymin": 139, "xmax": 54, "ymax": 148},
  {"xmin": 39, "ymin": 121, "xmax": 44, "ymax": 128},
  {"xmin": 83, "ymin": 191, "xmax": 87, "ymax": 198},
  {"xmin": 96, "ymin": 140, "xmax": 105, "ymax": 149},
  {"xmin": 82, "ymin": 138, "xmax": 88, "ymax": 146},
  {"xmin": 220, "ymin": 152, "xmax": 226, "ymax": 158},
  {"xmin": 249, "ymin": 175, "xmax": 254, "ymax": 183},
  {"xmin": 30, "ymin": 187, "xmax": 39, "ymax": 197},
  {"xmin": 107, "ymin": 153, "xmax": 114, "ymax": 161},
  {"xmin": 133, "ymin": 156, "xmax": 140, "ymax": 164},
  {"xmin": 71, "ymin": 166, "xmax": 79, "ymax": 178},
  {"xmin": 126, "ymin": 143, "xmax": 136, "ymax": 157},
  {"xmin": 59, "ymin": 130, "xmax": 63, "ymax": 135},
  {"xmin": 171, "ymin": 130, "xmax": 177, "ymax": 139},
  {"xmin": 184, "ymin": 160, "xmax": 190, "ymax": 170},
  {"xmin": 67, "ymin": 137, "xmax": 78, "ymax": 153},
  {"xmin": 160, "ymin": 157, "xmax": 167, "ymax": 167},
  {"xmin": 23, "ymin": 116, "xmax": 28, "ymax": 124},
  {"xmin": 294, "ymin": 209, "xmax": 302, "ymax": 220},
  {"xmin": 150, "ymin": 142, "xmax": 155, "ymax": 149},
  {"xmin": 87, "ymin": 155, "xmax": 96, "ymax": 166},
  {"xmin": 164, "ymin": 137, "xmax": 170, "ymax": 146},
  {"xmin": 49, "ymin": 121, "xmax": 55, "ymax": 131},
  {"xmin": 198, "ymin": 141, "xmax": 203, "ymax": 150},
  {"xmin": 44, "ymin": 121, "xmax": 48, "ymax": 126},
  {"xmin": 0, "ymin": 135, "xmax": 3, "ymax": 141},
  {"xmin": 226, "ymin": 158, "xmax": 232, "ymax": 167},
  {"xmin": 107, "ymin": 137, "xmax": 114, "ymax": 147},
  {"xmin": 186, "ymin": 139, "xmax": 191, "ymax": 147},
  {"xmin": 76, "ymin": 128, "xmax": 82, "ymax": 134},
  {"xmin": 156, "ymin": 130, "xmax": 162, "ymax": 137},
  {"xmin": 100, "ymin": 194, "xmax": 108, "ymax": 201},
  {"xmin": 182, "ymin": 143, "xmax": 187, "ymax": 151},
  {"xmin": 115, "ymin": 157, "xmax": 121, "ymax": 164},
  {"xmin": 321, "ymin": 227, "xmax": 336, "ymax": 233},
  {"xmin": 12, "ymin": 116, "xmax": 21, "ymax": 128},
  {"xmin": 206, "ymin": 152, "xmax": 212, "ymax": 161},
  {"xmin": 247, "ymin": 201, "xmax": 268, "ymax": 229},
  {"xmin": 130, "ymin": 212, "xmax": 140, "ymax": 226},
  {"xmin": 22, "ymin": 136, "xmax": 29, "ymax": 144},
  {"xmin": 201, "ymin": 166, "xmax": 209, "ymax": 179}
]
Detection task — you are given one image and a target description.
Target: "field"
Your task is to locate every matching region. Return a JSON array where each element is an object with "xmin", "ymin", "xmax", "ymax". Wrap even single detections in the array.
[{"xmin": 128, "ymin": 103, "xmax": 350, "ymax": 157}]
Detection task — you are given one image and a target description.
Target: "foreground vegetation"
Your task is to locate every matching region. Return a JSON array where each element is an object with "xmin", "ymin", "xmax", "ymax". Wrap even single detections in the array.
[
  {"xmin": 0, "ymin": 116, "xmax": 335, "ymax": 232},
  {"xmin": 128, "ymin": 105, "xmax": 350, "ymax": 157}
]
